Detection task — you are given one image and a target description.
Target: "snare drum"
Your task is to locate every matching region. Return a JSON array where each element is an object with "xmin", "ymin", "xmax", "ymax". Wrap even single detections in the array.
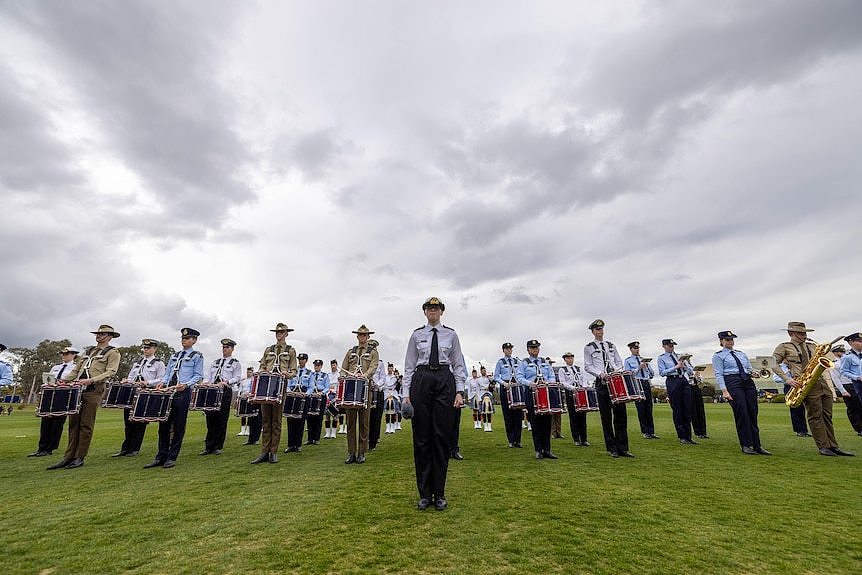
[
  {"xmin": 574, "ymin": 387, "xmax": 600, "ymax": 412},
  {"xmin": 325, "ymin": 390, "xmax": 340, "ymax": 417},
  {"xmin": 190, "ymin": 384, "xmax": 224, "ymax": 412},
  {"xmin": 507, "ymin": 384, "xmax": 528, "ymax": 410},
  {"xmin": 129, "ymin": 389, "xmax": 174, "ymax": 422},
  {"xmin": 283, "ymin": 392, "xmax": 307, "ymax": 419},
  {"xmin": 250, "ymin": 372, "xmax": 285, "ymax": 404},
  {"xmin": 336, "ymin": 377, "xmax": 368, "ymax": 409},
  {"xmin": 533, "ymin": 383, "xmax": 566, "ymax": 415},
  {"xmin": 37, "ymin": 383, "xmax": 83, "ymax": 417},
  {"xmin": 624, "ymin": 375, "xmax": 645, "ymax": 401},
  {"xmin": 608, "ymin": 373, "xmax": 641, "ymax": 404},
  {"xmin": 235, "ymin": 396, "xmax": 260, "ymax": 418},
  {"xmin": 102, "ymin": 382, "xmax": 137, "ymax": 409},
  {"xmin": 306, "ymin": 393, "xmax": 323, "ymax": 416}
]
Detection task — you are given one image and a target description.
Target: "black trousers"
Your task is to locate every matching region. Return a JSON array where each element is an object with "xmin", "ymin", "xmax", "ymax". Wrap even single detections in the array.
[
  {"xmin": 499, "ymin": 386, "xmax": 522, "ymax": 445},
  {"xmin": 564, "ymin": 390, "xmax": 587, "ymax": 444},
  {"xmin": 843, "ymin": 386, "xmax": 862, "ymax": 433},
  {"xmin": 689, "ymin": 384, "xmax": 707, "ymax": 436},
  {"xmin": 204, "ymin": 387, "xmax": 232, "ymax": 452},
  {"xmin": 634, "ymin": 380, "xmax": 655, "ymax": 435},
  {"xmin": 286, "ymin": 407, "xmax": 307, "ymax": 449},
  {"xmin": 450, "ymin": 406, "xmax": 462, "ymax": 454},
  {"xmin": 667, "ymin": 376, "xmax": 693, "ymax": 440},
  {"xmin": 157, "ymin": 388, "xmax": 191, "ymax": 462},
  {"xmin": 525, "ymin": 389, "xmax": 551, "ymax": 453},
  {"xmin": 596, "ymin": 382, "xmax": 628, "ymax": 453},
  {"xmin": 369, "ymin": 390, "xmax": 385, "ymax": 449},
  {"xmin": 248, "ymin": 414, "xmax": 262, "ymax": 443},
  {"xmin": 783, "ymin": 384, "xmax": 808, "ymax": 433},
  {"xmin": 121, "ymin": 408, "xmax": 147, "ymax": 453},
  {"xmin": 410, "ymin": 366, "xmax": 455, "ymax": 499},
  {"xmin": 38, "ymin": 415, "xmax": 66, "ymax": 453},
  {"xmin": 306, "ymin": 408, "xmax": 323, "ymax": 442},
  {"xmin": 726, "ymin": 375, "xmax": 761, "ymax": 449}
]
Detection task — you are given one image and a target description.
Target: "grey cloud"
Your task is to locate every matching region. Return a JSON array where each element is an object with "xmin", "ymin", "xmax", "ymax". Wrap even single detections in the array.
[
  {"xmin": 494, "ymin": 286, "xmax": 547, "ymax": 305},
  {"xmin": 272, "ymin": 128, "xmax": 359, "ymax": 181}
]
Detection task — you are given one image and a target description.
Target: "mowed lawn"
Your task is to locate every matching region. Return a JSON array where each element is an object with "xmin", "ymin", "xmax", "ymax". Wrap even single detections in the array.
[{"xmin": 1, "ymin": 403, "xmax": 860, "ymax": 575}]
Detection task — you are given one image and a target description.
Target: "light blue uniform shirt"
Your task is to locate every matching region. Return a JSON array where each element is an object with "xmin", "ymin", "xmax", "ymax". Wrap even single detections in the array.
[
  {"xmin": 624, "ymin": 355, "xmax": 654, "ymax": 380},
  {"xmin": 658, "ymin": 352, "xmax": 693, "ymax": 378},
  {"xmin": 0, "ymin": 360, "xmax": 12, "ymax": 387},
  {"xmin": 839, "ymin": 350, "xmax": 862, "ymax": 382},
  {"xmin": 290, "ymin": 366, "xmax": 313, "ymax": 392},
  {"xmin": 493, "ymin": 356, "xmax": 519, "ymax": 387},
  {"xmin": 712, "ymin": 347, "xmax": 753, "ymax": 390},
  {"xmin": 162, "ymin": 348, "xmax": 203, "ymax": 387},
  {"xmin": 307, "ymin": 370, "xmax": 329, "ymax": 395},
  {"xmin": 515, "ymin": 356, "xmax": 555, "ymax": 386}
]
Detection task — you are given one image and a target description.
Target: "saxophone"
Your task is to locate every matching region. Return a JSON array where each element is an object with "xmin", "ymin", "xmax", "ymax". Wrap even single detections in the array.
[{"xmin": 785, "ymin": 337, "xmax": 843, "ymax": 408}]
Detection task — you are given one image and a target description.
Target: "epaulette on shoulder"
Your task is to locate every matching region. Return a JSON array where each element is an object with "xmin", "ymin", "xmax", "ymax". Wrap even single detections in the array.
[
  {"xmin": 413, "ymin": 326, "xmax": 424, "ymax": 332},
  {"xmin": 188, "ymin": 350, "xmax": 202, "ymax": 359},
  {"xmin": 441, "ymin": 324, "xmax": 454, "ymax": 330}
]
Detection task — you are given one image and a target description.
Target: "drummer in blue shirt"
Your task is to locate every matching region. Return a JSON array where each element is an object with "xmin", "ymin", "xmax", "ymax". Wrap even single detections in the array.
[{"xmin": 839, "ymin": 332, "xmax": 862, "ymax": 400}]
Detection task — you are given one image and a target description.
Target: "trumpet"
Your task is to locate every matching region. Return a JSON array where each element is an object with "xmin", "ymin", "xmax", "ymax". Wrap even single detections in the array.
[{"xmin": 678, "ymin": 354, "xmax": 692, "ymax": 363}]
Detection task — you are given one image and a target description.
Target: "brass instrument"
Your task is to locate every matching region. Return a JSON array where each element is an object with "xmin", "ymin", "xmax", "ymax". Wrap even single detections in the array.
[
  {"xmin": 785, "ymin": 337, "xmax": 843, "ymax": 408},
  {"xmin": 759, "ymin": 368, "xmax": 771, "ymax": 378},
  {"xmin": 678, "ymin": 353, "xmax": 692, "ymax": 363}
]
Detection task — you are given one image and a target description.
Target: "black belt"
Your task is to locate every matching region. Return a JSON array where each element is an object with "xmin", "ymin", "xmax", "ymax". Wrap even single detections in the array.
[{"xmin": 417, "ymin": 364, "xmax": 445, "ymax": 372}]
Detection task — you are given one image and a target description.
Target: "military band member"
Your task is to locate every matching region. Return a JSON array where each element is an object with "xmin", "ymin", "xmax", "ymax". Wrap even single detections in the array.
[
  {"xmin": 624, "ymin": 342, "xmax": 658, "ymax": 439},
  {"xmin": 200, "ymin": 339, "xmax": 242, "ymax": 455},
  {"xmin": 583, "ymin": 320, "xmax": 632, "ymax": 458},
  {"xmin": 48, "ymin": 325, "xmax": 121, "ymax": 470},
  {"xmin": 0, "ymin": 344, "xmax": 12, "ymax": 388},
  {"xmin": 324, "ymin": 367, "xmax": 340, "ymax": 439},
  {"xmin": 545, "ymin": 358, "xmax": 563, "ymax": 439},
  {"xmin": 329, "ymin": 359, "xmax": 346, "ymax": 434},
  {"xmin": 658, "ymin": 338, "xmax": 697, "ymax": 445},
  {"xmin": 830, "ymin": 345, "xmax": 862, "ymax": 435},
  {"xmin": 368, "ymin": 351, "xmax": 386, "ymax": 451},
  {"xmin": 143, "ymin": 328, "xmax": 203, "ymax": 469},
  {"xmin": 403, "ymin": 297, "xmax": 467, "ymax": 510},
  {"xmin": 342, "ymin": 325, "xmax": 379, "ymax": 464},
  {"xmin": 468, "ymin": 368, "xmax": 481, "ymax": 429},
  {"xmin": 251, "ymin": 323, "xmax": 297, "ymax": 464},
  {"xmin": 238, "ymin": 367, "xmax": 262, "ymax": 443},
  {"xmin": 493, "ymin": 343, "xmax": 522, "ymax": 448},
  {"xmin": 558, "ymin": 352, "xmax": 589, "ymax": 446},
  {"xmin": 29, "ymin": 346, "xmax": 79, "ymax": 457},
  {"xmin": 516, "ymin": 340, "xmax": 557, "ymax": 460},
  {"xmin": 305, "ymin": 359, "xmax": 329, "ymax": 445},
  {"xmin": 383, "ymin": 363, "xmax": 400, "ymax": 434},
  {"xmin": 840, "ymin": 332, "xmax": 862, "ymax": 404},
  {"xmin": 712, "ymin": 331, "xmax": 771, "ymax": 455},
  {"xmin": 774, "ymin": 361, "xmax": 809, "ymax": 436},
  {"xmin": 284, "ymin": 353, "xmax": 311, "ymax": 453},
  {"xmin": 113, "ymin": 339, "xmax": 165, "ymax": 457},
  {"xmin": 773, "ymin": 322, "xmax": 853, "ymax": 456},
  {"xmin": 478, "ymin": 365, "xmax": 493, "ymax": 432}
]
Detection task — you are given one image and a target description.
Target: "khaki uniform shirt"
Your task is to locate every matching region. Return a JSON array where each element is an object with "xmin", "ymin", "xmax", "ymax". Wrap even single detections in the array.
[
  {"xmin": 66, "ymin": 345, "xmax": 121, "ymax": 391},
  {"xmin": 772, "ymin": 340, "xmax": 828, "ymax": 392},
  {"xmin": 342, "ymin": 345, "xmax": 379, "ymax": 380},
  {"xmin": 258, "ymin": 343, "xmax": 297, "ymax": 378}
]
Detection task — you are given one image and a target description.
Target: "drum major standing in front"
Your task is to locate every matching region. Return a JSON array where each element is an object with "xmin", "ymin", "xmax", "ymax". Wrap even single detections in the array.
[
  {"xmin": 583, "ymin": 319, "xmax": 632, "ymax": 458},
  {"xmin": 403, "ymin": 297, "xmax": 466, "ymax": 511}
]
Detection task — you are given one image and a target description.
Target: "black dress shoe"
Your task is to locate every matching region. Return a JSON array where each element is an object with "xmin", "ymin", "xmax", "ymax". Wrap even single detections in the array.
[
  {"xmin": 543, "ymin": 451, "xmax": 558, "ymax": 459},
  {"xmin": 434, "ymin": 497, "xmax": 448, "ymax": 511},
  {"xmin": 417, "ymin": 498, "xmax": 431, "ymax": 511},
  {"xmin": 199, "ymin": 450, "xmax": 211, "ymax": 456},
  {"xmin": 304, "ymin": 440, "xmax": 313, "ymax": 445},
  {"xmin": 243, "ymin": 441, "xmax": 256, "ymax": 445},
  {"xmin": 649, "ymin": 435, "xmax": 659, "ymax": 439},
  {"xmin": 345, "ymin": 454, "xmax": 357, "ymax": 464},
  {"xmin": 124, "ymin": 451, "xmax": 139, "ymax": 457},
  {"xmin": 513, "ymin": 443, "xmax": 522, "ymax": 448},
  {"xmin": 269, "ymin": 453, "xmax": 278, "ymax": 463},
  {"xmin": 574, "ymin": 440, "xmax": 583, "ymax": 446},
  {"xmin": 797, "ymin": 432, "xmax": 811, "ymax": 437},
  {"xmin": 619, "ymin": 451, "xmax": 635, "ymax": 458},
  {"xmin": 819, "ymin": 448, "xmax": 837, "ymax": 456},
  {"xmin": 450, "ymin": 451, "xmax": 464, "ymax": 461},
  {"xmin": 696, "ymin": 434, "xmax": 710, "ymax": 439},
  {"xmin": 250, "ymin": 454, "xmax": 269, "ymax": 464},
  {"xmin": 356, "ymin": 454, "xmax": 366, "ymax": 464},
  {"xmin": 111, "ymin": 451, "xmax": 127, "ymax": 457},
  {"xmin": 65, "ymin": 458, "xmax": 84, "ymax": 469},
  {"xmin": 28, "ymin": 451, "xmax": 45, "ymax": 457},
  {"xmin": 162, "ymin": 460, "xmax": 176, "ymax": 468},
  {"xmin": 609, "ymin": 451, "xmax": 619, "ymax": 458},
  {"xmin": 535, "ymin": 451, "xmax": 543, "ymax": 460},
  {"xmin": 755, "ymin": 447, "xmax": 772, "ymax": 456},
  {"xmin": 212, "ymin": 449, "xmax": 222, "ymax": 455},
  {"xmin": 47, "ymin": 459, "xmax": 72, "ymax": 470},
  {"xmin": 831, "ymin": 447, "xmax": 855, "ymax": 456},
  {"xmin": 742, "ymin": 446, "xmax": 758, "ymax": 455},
  {"xmin": 144, "ymin": 460, "xmax": 165, "ymax": 468},
  {"xmin": 680, "ymin": 439, "xmax": 698, "ymax": 445}
]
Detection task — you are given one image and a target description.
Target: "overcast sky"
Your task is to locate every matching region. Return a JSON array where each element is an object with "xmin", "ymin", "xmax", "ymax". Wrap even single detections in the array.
[{"xmin": 1, "ymin": 0, "xmax": 860, "ymax": 374}]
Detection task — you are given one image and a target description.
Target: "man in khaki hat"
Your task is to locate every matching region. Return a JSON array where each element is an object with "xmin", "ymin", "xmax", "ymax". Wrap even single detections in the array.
[
  {"xmin": 29, "ymin": 346, "xmax": 79, "ymax": 457},
  {"xmin": 773, "ymin": 322, "xmax": 854, "ymax": 456},
  {"xmin": 251, "ymin": 323, "xmax": 297, "ymax": 464},
  {"xmin": 47, "ymin": 325, "xmax": 121, "ymax": 470},
  {"xmin": 341, "ymin": 325, "xmax": 379, "ymax": 464}
]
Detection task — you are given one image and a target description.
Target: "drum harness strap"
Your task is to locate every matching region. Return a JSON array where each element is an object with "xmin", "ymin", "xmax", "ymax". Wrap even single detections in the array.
[{"xmin": 80, "ymin": 345, "xmax": 116, "ymax": 383}]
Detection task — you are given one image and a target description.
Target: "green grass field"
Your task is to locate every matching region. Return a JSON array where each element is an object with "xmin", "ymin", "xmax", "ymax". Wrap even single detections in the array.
[{"xmin": 1, "ymin": 403, "xmax": 860, "ymax": 574}]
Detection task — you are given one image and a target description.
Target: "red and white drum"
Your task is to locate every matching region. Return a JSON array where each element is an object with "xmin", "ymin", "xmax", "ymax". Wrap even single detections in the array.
[
  {"xmin": 574, "ymin": 387, "xmax": 599, "ymax": 412},
  {"xmin": 102, "ymin": 382, "xmax": 137, "ymax": 409},
  {"xmin": 129, "ymin": 389, "xmax": 174, "ymax": 422},
  {"xmin": 191, "ymin": 383, "xmax": 224, "ymax": 412},
  {"xmin": 336, "ymin": 377, "xmax": 368, "ymax": 409},
  {"xmin": 507, "ymin": 385, "xmax": 528, "ymax": 410},
  {"xmin": 533, "ymin": 383, "xmax": 566, "ymax": 415},
  {"xmin": 250, "ymin": 372, "xmax": 285, "ymax": 404},
  {"xmin": 37, "ymin": 383, "xmax": 83, "ymax": 417},
  {"xmin": 235, "ymin": 396, "xmax": 260, "ymax": 418},
  {"xmin": 608, "ymin": 373, "xmax": 643, "ymax": 404},
  {"xmin": 282, "ymin": 392, "xmax": 306, "ymax": 419}
]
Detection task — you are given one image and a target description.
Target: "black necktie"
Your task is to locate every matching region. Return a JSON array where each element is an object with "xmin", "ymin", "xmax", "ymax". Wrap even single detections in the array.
[
  {"xmin": 729, "ymin": 350, "xmax": 747, "ymax": 377},
  {"xmin": 171, "ymin": 351, "xmax": 186, "ymax": 384},
  {"xmin": 57, "ymin": 365, "xmax": 67, "ymax": 380},
  {"xmin": 430, "ymin": 328, "xmax": 440, "ymax": 368},
  {"xmin": 600, "ymin": 343, "xmax": 609, "ymax": 371}
]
